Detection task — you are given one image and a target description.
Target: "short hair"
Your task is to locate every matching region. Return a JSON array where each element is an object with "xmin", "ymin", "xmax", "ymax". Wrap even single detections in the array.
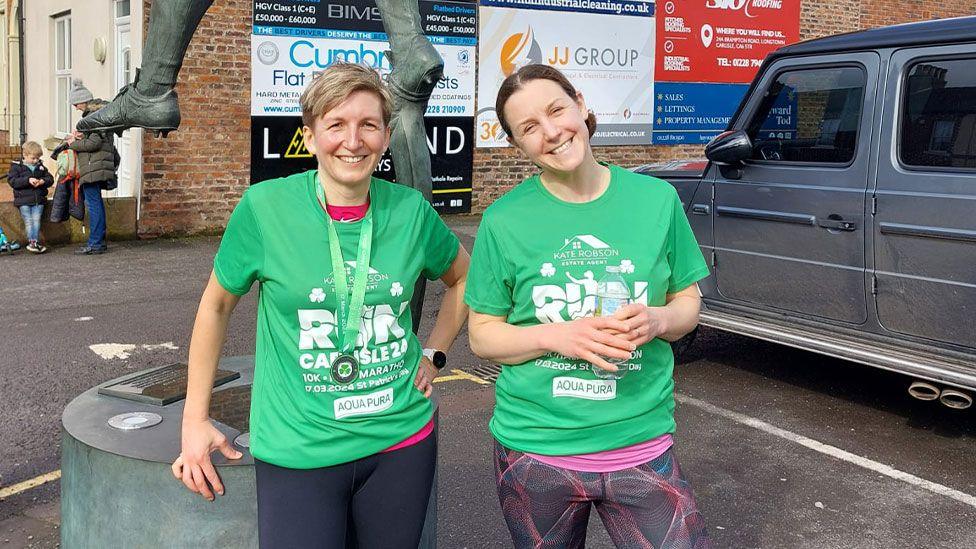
[
  {"xmin": 22, "ymin": 141, "xmax": 42, "ymax": 157},
  {"xmin": 495, "ymin": 64, "xmax": 597, "ymax": 140},
  {"xmin": 300, "ymin": 63, "xmax": 394, "ymax": 129}
]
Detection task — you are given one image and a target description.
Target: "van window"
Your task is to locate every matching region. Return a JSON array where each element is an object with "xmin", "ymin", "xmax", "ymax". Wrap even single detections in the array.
[
  {"xmin": 746, "ymin": 67, "xmax": 865, "ymax": 163},
  {"xmin": 900, "ymin": 58, "xmax": 976, "ymax": 170}
]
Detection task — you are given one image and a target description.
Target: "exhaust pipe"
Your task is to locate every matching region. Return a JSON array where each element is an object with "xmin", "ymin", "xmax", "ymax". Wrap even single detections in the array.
[
  {"xmin": 908, "ymin": 381, "xmax": 940, "ymax": 401},
  {"xmin": 939, "ymin": 388, "xmax": 973, "ymax": 410}
]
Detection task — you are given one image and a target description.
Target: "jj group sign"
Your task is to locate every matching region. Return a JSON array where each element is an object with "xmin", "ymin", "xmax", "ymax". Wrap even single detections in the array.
[
  {"xmin": 250, "ymin": 0, "xmax": 801, "ymax": 163},
  {"xmin": 475, "ymin": 0, "xmax": 656, "ymax": 147},
  {"xmin": 250, "ymin": 0, "xmax": 477, "ymax": 213}
]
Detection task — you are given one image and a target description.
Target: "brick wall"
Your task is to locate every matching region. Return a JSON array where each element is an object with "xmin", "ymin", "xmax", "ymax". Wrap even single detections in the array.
[
  {"xmin": 139, "ymin": 0, "xmax": 252, "ymax": 237},
  {"xmin": 209, "ymin": 385, "xmax": 252, "ymax": 432},
  {"xmin": 136, "ymin": 0, "xmax": 975, "ymax": 235},
  {"xmin": 801, "ymin": 0, "xmax": 860, "ymax": 41},
  {"xmin": 861, "ymin": 0, "xmax": 976, "ymax": 28},
  {"xmin": 472, "ymin": 144, "xmax": 708, "ymax": 211},
  {"xmin": 0, "ymin": 144, "xmax": 21, "ymax": 202}
]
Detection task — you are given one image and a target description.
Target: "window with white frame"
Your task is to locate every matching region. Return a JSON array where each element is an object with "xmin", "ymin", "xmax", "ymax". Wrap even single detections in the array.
[
  {"xmin": 115, "ymin": 0, "xmax": 131, "ymax": 18},
  {"xmin": 115, "ymin": 0, "xmax": 132, "ymax": 88},
  {"xmin": 54, "ymin": 13, "xmax": 72, "ymax": 136}
]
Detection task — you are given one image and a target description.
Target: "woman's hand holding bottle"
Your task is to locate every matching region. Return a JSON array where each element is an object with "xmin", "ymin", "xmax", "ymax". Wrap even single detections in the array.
[
  {"xmin": 543, "ymin": 316, "xmax": 635, "ymax": 373},
  {"xmin": 612, "ymin": 303, "xmax": 672, "ymax": 347}
]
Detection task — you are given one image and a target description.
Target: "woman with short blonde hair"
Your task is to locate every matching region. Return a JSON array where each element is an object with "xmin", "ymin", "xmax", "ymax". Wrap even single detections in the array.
[{"xmin": 173, "ymin": 62, "xmax": 469, "ymax": 547}]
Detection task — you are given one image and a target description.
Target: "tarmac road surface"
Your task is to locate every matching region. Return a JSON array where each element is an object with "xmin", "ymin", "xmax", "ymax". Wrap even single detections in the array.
[{"xmin": 1, "ymin": 217, "xmax": 974, "ymax": 548}]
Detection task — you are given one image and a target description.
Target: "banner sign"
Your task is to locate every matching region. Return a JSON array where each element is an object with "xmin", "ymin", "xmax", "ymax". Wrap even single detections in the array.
[
  {"xmin": 475, "ymin": 0, "xmax": 655, "ymax": 147},
  {"xmin": 655, "ymin": 0, "xmax": 800, "ymax": 84},
  {"xmin": 653, "ymin": 0, "xmax": 800, "ymax": 144},
  {"xmin": 251, "ymin": 115, "xmax": 473, "ymax": 211},
  {"xmin": 250, "ymin": 0, "xmax": 476, "ymax": 213},
  {"xmin": 652, "ymin": 82, "xmax": 748, "ymax": 144}
]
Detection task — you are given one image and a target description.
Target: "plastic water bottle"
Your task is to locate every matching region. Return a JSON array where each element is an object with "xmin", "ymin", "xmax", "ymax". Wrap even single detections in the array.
[{"xmin": 592, "ymin": 265, "xmax": 631, "ymax": 380}]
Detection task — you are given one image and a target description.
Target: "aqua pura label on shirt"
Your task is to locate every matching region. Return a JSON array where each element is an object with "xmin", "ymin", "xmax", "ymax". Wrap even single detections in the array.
[
  {"xmin": 334, "ymin": 388, "xmax": 395, "ymax": 419},
  {"xmin": 552, "ymin": 377, "xmax": 617, "ymax": 400}
]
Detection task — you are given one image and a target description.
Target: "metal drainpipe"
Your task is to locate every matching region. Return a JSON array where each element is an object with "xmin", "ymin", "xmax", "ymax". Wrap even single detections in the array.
[{"xmin": 17, "ymin": 0, "xmax": 27, "ymax": 145}]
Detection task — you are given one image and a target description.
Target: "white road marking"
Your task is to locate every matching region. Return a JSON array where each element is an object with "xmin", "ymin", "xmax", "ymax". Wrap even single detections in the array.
[
  {"xmin": 144, "ymin": 342, "xmax": 179, "ymax": 351},
  {"xmin": 73, "ymin": 316, "xmax": 93, "ymax": 322},
  {"xmin": 89, "ymin": 343, "xmax": 137, "ymax": 360},
  {"xmin": 677, "ymin": 393, "xmax": 976, "ymax": 509},
  {"xmin": 89, "ymin": 342, "xmax": 180, "ymax": 360}
]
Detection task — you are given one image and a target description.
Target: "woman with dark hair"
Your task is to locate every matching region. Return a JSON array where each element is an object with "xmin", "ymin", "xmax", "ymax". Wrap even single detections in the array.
[{"xmin": 466, "ymin": 64, "xmax": 711, "ymax": 548}]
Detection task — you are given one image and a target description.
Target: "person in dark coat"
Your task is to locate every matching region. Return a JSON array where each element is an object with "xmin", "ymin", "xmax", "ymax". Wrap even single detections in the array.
[
  {"xmin": 6, "ymin": 141, "xmax": 54, "ymax": 253},
  {"xmin": 67, "ymin": 79, "xmax": 118, "ymax": 255}
]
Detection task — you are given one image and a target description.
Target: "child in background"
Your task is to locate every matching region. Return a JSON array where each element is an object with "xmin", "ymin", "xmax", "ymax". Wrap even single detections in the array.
[{"xmin": 7, "ymin": 141, "xmax": 54, "ymax": 253}]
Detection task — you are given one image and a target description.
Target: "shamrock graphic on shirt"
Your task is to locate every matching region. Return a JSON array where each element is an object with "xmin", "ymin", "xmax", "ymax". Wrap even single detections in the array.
[{"xmin": 309, "ymin": 288, "xmax": 326, "ymax": 303}]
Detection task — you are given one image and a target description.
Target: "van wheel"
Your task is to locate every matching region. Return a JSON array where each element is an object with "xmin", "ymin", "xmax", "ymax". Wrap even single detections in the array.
[{"xmin": 670, "ymin": 327, "xmax": 699, "ymax": 364}]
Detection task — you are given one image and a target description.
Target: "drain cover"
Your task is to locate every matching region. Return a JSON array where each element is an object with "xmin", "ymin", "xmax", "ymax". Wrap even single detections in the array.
[
  {"xmin": 465, "ymin": 363, "xmax": 502, "ymax": 383},
  {"xmin": 108, "ymin": 412, "xmax": 163, "ymax": 431}
]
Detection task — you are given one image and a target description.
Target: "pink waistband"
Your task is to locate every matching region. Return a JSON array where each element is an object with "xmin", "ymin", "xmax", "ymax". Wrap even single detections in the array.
[
  {"xmin": 525, "ymin": 434, "xmax": 673, "ymax": 473},
  {"xmin": 382, "ymin": 417, "xmax": 435, "ymax": 453}
]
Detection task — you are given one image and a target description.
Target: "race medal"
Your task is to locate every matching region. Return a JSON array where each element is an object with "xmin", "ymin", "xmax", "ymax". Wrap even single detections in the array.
[
  {"xmin": 331, "ymin": 354, "xmax": 360, "ymax": 385},
  {"xmin": 315, "ymin": 173, "xmax": 373, "ymax": 390}
]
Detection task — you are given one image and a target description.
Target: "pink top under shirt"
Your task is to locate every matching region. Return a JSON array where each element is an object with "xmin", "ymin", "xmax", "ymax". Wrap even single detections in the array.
[
  {"xmin": 325, "ymin": 199, "xmax": 370, "ymax": 222},
  {"xmin": 323, "ymin": 199, "xmax": 433, "ymax": 455},
  {"xmin": 525, "ymin": 434, "xmax": 673, "ymax": 473},
  {"xmin": 383, "ymin": 418, "xmax": 435, "ymax": 453}
]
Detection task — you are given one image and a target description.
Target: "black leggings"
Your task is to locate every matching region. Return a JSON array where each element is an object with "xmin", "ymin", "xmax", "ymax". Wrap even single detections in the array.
[{"xmin": 254, "ymin": 431, "xmax": 436, "ymax": 548}]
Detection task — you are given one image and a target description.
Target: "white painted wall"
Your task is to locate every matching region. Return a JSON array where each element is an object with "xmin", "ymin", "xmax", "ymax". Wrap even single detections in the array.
[
  {"xmin": 1, "ymin": 4, "xmax": 8, "ymax": 142},
  {"xmin": 2, "ymin": 0, "xmax": 24, "ymax": 145},
  {"xmin": 23, "ymin": 0, "xmax": 143, "ymax": 197}
]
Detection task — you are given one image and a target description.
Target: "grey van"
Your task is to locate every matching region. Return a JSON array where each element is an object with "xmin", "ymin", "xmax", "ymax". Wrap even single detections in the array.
[{"xmin": 640, "ymin": 17, "xmax": 976, "ymax": 409}]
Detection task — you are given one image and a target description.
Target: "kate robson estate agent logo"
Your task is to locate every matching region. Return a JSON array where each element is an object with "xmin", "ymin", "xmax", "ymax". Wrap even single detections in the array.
[{"xmin": 553, "ymin": 235, "xmax": 621, "ymax": 265}]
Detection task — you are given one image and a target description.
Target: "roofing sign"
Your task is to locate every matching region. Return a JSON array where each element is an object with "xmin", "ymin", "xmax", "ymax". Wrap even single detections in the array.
[{"xmin": 653, "ymin": 0, "xmax": 800, "ymax": 144}]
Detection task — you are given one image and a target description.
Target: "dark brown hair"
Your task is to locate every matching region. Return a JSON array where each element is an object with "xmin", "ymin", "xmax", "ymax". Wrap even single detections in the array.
[{"xmin": 495, "ymin": 64, "xmax": 597, "ymax": 141}]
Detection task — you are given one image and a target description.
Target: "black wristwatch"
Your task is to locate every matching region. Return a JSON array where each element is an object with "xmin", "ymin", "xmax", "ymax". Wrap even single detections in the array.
[{"xmin": 423, "ymin": 348, "xmax": 447, "ymax": 370}]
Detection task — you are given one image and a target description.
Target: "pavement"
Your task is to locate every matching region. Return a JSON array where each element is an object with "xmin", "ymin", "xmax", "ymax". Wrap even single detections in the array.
[{"xmin": 1, "ymin": 214, "xmax": 975, "ymax": 548}]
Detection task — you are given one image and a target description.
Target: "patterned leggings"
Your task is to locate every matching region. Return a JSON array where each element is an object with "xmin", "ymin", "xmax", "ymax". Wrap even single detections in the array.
[{"xmin": 493, "ymin": 441, "xmax": 711, "ymax": 549}]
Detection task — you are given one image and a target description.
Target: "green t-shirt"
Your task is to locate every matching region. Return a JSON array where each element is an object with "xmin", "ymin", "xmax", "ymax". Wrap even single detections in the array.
[
  {"xmin": 464, "ymin": 164, "xmax": 709, "ymax": 456},
  {"xmin": 214, "ymin": 170, "xmax": 459, "ymax": 468}
]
